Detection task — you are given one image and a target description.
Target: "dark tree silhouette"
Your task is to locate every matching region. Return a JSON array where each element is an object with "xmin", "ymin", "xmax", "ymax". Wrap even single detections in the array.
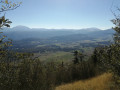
[{"xmin": 73, "ymin": 50, "xmax": 79, "ymax": 64}]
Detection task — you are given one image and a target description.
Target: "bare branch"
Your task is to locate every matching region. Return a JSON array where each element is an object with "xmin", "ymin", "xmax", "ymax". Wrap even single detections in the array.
[
  {"xmin": 0, "ymin": 0, "xmax": 21, "ymax": 13},
  {"xmin": 0, "ymin": 4, "xmax": 20, "ymax": 13}
]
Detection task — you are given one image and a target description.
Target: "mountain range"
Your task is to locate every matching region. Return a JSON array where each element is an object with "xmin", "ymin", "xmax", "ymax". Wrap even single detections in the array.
[{"xmin": 2, "ymin": 25, "xmax": 115, "ymax": 41}]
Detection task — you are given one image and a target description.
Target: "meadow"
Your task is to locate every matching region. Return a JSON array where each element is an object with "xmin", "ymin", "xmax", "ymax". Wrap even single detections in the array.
[{"xmin": 56, "ymin": 73, "xmax": 113, "ymax": 90}]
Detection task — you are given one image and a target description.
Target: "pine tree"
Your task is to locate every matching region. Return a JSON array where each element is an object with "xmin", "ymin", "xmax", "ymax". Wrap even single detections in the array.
[{"xmin": 73, "ymin": 50, "xmax": 79, "ymax": 64}]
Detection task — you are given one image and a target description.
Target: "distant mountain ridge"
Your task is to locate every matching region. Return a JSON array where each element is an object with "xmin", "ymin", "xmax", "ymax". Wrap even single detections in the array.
[
  {"xmin": 4, "ymin": 25, "xmax": 102, "ymax": 31},
  {"xmin": 2, "ymin": 25, "xmax": 115, "ymax": 40}
]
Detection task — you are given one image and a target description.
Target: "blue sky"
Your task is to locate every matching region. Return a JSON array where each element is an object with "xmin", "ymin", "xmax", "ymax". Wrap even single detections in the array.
[{"xmin": 5, "ymin": 0, "xmax": 120, "ymax": 29}]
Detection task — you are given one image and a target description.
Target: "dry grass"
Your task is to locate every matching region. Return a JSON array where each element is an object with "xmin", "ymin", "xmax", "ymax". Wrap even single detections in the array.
[{"xmin": 56, "ymin": 73, "xmax": 113, "ymax": 90}]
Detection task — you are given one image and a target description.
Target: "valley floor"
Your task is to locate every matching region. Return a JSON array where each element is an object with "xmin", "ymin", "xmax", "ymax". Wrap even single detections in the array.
[{"xmin": 56, "ymin": 73, "xmax": 113, "ymax": 90}]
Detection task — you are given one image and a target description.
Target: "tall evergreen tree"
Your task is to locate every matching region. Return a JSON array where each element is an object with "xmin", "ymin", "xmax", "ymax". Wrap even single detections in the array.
[{"xmin": 73, "ymin": 50, "xmax": 79, "ymax": 64}]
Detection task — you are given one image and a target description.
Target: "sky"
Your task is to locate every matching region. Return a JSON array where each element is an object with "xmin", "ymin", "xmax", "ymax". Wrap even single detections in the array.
[{"xmin": 4, "ymin": 0, "xmax": 120, "ymax": 29}]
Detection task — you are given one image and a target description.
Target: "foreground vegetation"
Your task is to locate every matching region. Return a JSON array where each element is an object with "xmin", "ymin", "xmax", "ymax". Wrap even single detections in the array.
[{"xmin": 0, "ymin": 51, "xmax": 96, "ymax": 90}]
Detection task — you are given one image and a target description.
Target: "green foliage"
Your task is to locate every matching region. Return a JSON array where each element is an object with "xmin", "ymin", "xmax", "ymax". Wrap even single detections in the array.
[
  {"xmin": 0, "ymin": 16, "xmax": 12, "ymax": 28},
  {"xmin": 111, "ymin": 18, "xmax": 120, "ymax": 44},
  {"xmin": 73, "ymin": 50, "xmax": 85, "ymax": 64},
  {"xmin": 0, "ymin": 50, "xmax": 97, "ymax": 90}
]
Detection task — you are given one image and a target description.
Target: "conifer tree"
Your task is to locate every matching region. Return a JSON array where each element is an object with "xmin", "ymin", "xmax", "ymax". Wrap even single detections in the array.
[{"xmin": 73, "ymin": 50, "xmax": 79, "ymax": 64}]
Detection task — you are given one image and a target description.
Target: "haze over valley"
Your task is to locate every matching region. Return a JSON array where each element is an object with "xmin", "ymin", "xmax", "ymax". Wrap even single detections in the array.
[{"xmin": 3, "ymin": 26, "xmax": 114, "ymax": 54}]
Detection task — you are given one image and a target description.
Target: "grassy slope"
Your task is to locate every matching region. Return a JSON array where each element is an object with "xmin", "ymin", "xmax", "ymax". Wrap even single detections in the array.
[{"xmin": 56, "ymin": 73, "xmax": 113, "ymax": 90}]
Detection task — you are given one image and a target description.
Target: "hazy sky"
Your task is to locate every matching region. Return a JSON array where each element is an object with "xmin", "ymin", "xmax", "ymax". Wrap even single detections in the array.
[{"xmin": 5, "ymin": 0, "xmax": 120, "ymax": 29}]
